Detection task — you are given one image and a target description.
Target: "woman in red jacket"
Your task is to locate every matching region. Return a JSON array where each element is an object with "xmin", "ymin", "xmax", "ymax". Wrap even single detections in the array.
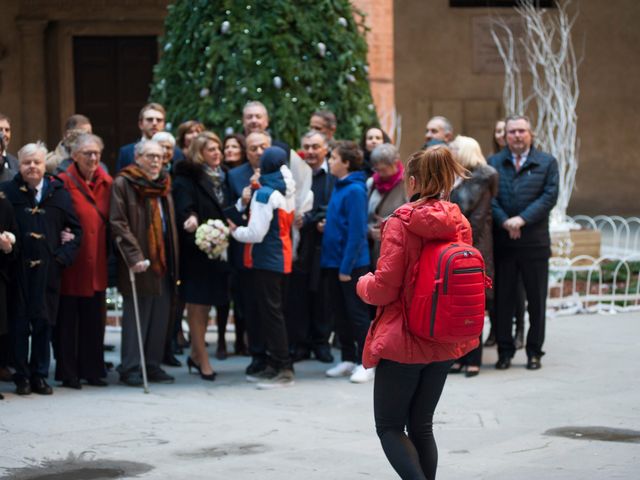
[
  {"xmin": 357, "ymin": 145, "xmax": 477, "ymax": 480},
  {"xmin": 56, "ymin": 133, "xmax": 112, "ymax": 388}
]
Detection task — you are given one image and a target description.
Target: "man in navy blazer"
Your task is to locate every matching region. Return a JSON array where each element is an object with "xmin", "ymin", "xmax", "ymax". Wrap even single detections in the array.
[
  {"xmin": 116, "ymin": 103, "xmax": 184, "ymax": 172},
  {"xmin": 489, "ymin": 115, "xmax": 559, "ymax": 371}
]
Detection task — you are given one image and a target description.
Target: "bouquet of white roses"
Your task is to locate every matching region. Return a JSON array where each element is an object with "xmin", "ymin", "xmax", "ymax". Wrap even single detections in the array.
[{"xmin": 195, "ymin": 219, "xmax": 230, "ymax": 261}]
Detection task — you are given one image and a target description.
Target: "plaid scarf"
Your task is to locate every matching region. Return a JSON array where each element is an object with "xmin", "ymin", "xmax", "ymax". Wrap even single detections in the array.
[{"xmin": 119, "ymin": 165, "xmax": 171, "ymax": 277}]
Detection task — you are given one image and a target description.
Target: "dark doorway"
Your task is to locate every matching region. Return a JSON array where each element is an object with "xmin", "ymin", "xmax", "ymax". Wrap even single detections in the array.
[{"xmin": 73, "ymin": 36, "xmax": 158, "ymax": 172}]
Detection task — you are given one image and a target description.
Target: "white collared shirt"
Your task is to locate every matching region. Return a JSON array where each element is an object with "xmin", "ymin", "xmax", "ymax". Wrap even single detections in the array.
[
  {"xmin": 34, "ymin": 178, "xmax": 44, "ymax": 204},
  {"xmin": 511, "ymin": 149, "xmax": 530, "ymax": 169}
]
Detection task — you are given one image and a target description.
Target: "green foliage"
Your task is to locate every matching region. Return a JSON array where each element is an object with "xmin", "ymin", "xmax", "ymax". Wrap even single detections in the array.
[{"xmin": 151, "ymin": 0, "xmax": 378, "ymax": 147}]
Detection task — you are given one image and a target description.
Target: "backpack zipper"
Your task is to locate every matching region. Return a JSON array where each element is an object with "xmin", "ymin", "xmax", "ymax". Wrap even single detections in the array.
[
  {"xmin": 443, "ymin": 250, "xmax": 475, "ymax": 294},
  {"xmin": 452, "ymin": 267, "xmax": 483, "ymax": 274},
  {"xmin": 429, "ymin": 244, "xmax": 458, "ymax": 337}
]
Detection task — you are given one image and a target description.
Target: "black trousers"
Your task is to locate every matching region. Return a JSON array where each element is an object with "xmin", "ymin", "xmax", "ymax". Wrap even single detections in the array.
[
  {"xmin": 241, "ymin": 269, "xmax": 265, "ymax": 359},
  {"xmin": 252, "ymin": 269, "xmax": 291, "ymax": 370},
  {"xmin": 55, "ymin": 292, "xmax": 106, "ymax": 382},
  {"xmin": 12, "ymin": 316, "xmax": 51, "ymax": 380},
  {"xmin": 228, "ymin": 268, "xmax": 246, "ymax": 348},
  {"xmin": 495, "ymin": 253, "xmax": 549, "ymax": 359},
  {"xmin": 285, "ymin": 271, "xmax": 332, "ymax": 351},
  {"xmin": 374, "ymin": 359, "xmax": 453, "ymax": 480},
  {"xmin": 324, "ymin": 267, "xmax": 371, "ymax": 364}
]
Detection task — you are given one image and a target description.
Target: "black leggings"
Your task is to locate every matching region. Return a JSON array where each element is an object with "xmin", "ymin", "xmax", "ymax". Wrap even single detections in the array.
[{"xmin": 374, "ymin": 359, "xmax": 453, "ymax": 480}]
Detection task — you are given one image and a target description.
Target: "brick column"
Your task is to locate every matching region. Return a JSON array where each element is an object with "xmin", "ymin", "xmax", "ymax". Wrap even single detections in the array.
[
  {"xmin": 17, "ymin": 18, "xmax": 48, "ymax": 144},
  {"xmin": 351, "ymin": 0, "xmax": 395, "ymax": 137}
]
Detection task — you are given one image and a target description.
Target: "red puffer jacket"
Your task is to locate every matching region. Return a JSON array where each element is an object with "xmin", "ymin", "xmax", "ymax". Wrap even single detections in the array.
[{"xmin": 357, "ymin": 199, "xmax": 479, "ymax": 368}]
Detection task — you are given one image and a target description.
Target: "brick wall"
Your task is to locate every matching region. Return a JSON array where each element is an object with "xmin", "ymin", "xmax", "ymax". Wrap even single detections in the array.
[{"xmin": 351, "ymin": 0, "xmax": 396, "ymax": 139}]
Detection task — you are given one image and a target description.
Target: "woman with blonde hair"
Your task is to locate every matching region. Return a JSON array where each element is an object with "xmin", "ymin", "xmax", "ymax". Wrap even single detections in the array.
[
  {"xmin": 172, "ymin": 131, "xmax": 230, "ymax": 379},
  {"xmin": 357, "ymin": 145, "xmax": 478, "ymax": 479},
  {"xmin": 448, "ymin": 135, "xmax": 498, "ymax": 377}
]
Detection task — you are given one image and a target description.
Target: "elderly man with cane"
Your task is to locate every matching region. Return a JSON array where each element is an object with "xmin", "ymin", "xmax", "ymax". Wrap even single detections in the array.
[{"xmin": 110, "ymin": 140, "xmax": 180, "ymax": 387}]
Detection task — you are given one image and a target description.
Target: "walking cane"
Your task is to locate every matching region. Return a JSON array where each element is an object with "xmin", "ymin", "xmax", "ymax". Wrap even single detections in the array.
[{"xmin": 115, "ymin": 236, "xmax": 150, "ymax": 394}]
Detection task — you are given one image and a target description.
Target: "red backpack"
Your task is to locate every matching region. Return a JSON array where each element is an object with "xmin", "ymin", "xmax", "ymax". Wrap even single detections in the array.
[{"xmin": 408, "ymin": 242, "xmax": 492, "ymax": 343}]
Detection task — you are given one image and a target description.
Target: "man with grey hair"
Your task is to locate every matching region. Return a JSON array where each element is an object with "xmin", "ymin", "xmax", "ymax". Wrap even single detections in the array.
[
  {"xmin": 242, "ymin": 101, "xmax": 290, "ymax": 156},
  {"xmin": 110, "ymin": 140, "xmax": 180, "ymax": 386},
  {"xmin": 286, "ymin": 130, "xmax": 336, "ymax": 363},
  {"xmin": 424, "ymin": 115, "xmax": 454, "ymax": 146},
  {"xmin": 1, "ymin": 141, "xmax": 82, "ymax": 395}
]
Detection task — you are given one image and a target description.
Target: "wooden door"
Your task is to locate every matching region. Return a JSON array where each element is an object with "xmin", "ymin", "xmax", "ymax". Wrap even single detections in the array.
[{"xmin": 73, "ymin": 36, "xmax": 158, "ymax": 172}]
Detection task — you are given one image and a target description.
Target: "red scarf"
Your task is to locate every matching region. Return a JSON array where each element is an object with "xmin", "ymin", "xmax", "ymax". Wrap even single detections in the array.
[{"xmin": 373, "ymin": 161, "xmax": 404, "ymax": 194}]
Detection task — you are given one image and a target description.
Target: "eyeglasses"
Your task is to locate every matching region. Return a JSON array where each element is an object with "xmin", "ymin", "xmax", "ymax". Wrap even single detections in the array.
[
  {"xmin": 79, "ymin": 151, "xmax": 101, "ymax": 158},
  {"xmin": 143, "ymin": 153, "xmax": 162, "ymax": 161}
]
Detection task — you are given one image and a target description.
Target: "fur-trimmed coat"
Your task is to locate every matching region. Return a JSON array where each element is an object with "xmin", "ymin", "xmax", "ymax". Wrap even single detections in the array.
[{"xmin": 450, "ymin": 164, "xmax": 498, "ymax": 283}]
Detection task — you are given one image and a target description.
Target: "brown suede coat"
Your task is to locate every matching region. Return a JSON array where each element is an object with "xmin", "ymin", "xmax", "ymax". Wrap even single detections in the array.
[{"xmin": 109, "ymin": 174, "xmax": 180, "ymax": 297}]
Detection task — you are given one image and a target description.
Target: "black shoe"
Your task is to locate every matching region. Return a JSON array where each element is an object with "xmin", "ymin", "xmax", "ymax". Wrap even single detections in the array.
[
  {"xmin": 119, "ymin": 371, "xmax": 143, "ymax": 387},
  {"xmin": 31, "ymin": 377, "xmax": 53, "ymax": 395},
  {"xmin": 526, "ymin": 356, "xmax": 542, "ymax": 370},
  {"xmin": 245, "ymin": 358, "xmax": 267, "ymax": 375},
  {"xmin": 104, "ymin": 344, "xmax": 115, "ymax": 352},
  {"xmin": 291, "ymin": 348, "xmax": 311, "ymax": 363},
  {"xmin": 495, "ymin": 357, "xmax": 511, "ymax": 370},
  {"xmin": 163, "ymin": 354, "xmax": 182, "ymax": 367},
  {"xmin": 62, "ymin": 378, "xmax": 82, "ymax": 390},
  {"xmin": 186, "ymin": 356, "xmax": 201, "ymax": 375},
  {"xmin": 313, "ymin": 346, "xmax": 334, "ymax": 364},
  {"xmin": 15, "ymin": 378, "xmax": 31, "ymax": 395},
  {"xmin": 105, "ymin": 361, "xmax": 114, "ymax": 371},
  {"xmin": 449, "ymin": 362, "xmax": 464, "ymax": 374},
  {"xmin": 86, "ymin": 378, "xmax": 108, "ymax": 387},
  {"xmin": 484, "ymin": 332, "xmax": 496, "ymax": 347},
  {"xmin": 465, "ymin": 367, "xmax": 480, "ymax": 378},
  {"xmin": 0, "ymin": 392, "xmax": 4, "ymax": 399},
  {"xmin": 148, "ymin": 368, "xmax": 174, "ymax": 384},
  {"xmin": 215, "ymin": 343, "xmax": 228, "ymax": 360},
  {"xmin": 234, "ymin": 342, "xmax": 249, "ymax": 356}
]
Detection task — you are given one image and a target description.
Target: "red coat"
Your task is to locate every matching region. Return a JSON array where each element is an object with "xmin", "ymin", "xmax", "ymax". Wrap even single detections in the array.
[
  {"xmin": 59, "ymin": 163, "xmax": 113, "ymax": 296},
  {"xmin": 356, "ymin": 199, "xmax": 479, "ymax": 368}
]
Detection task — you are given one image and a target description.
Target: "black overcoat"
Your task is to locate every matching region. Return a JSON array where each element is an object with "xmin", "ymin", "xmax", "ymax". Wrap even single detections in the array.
[
  {"xmin": 172, "ymin": 161, "xmax": 230, "ymax": 305},
  {"xmin": 0, "ymin": 174, "xmax": 82, "ymax": 324},
  {"xmin": 0, "ymin": 192, "xmax": 19, "ymax": 334}
]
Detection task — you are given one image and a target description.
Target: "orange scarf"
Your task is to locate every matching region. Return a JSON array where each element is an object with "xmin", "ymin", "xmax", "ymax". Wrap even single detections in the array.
[{"xmin": 119, "ymin": 165, "xmax": 171, "ymax": 277}]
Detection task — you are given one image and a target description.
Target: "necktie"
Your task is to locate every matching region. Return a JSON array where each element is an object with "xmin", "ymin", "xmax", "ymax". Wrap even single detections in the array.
[{"xmin": 515, "ymin": 154, "xmax": 522, "ymax": 172}]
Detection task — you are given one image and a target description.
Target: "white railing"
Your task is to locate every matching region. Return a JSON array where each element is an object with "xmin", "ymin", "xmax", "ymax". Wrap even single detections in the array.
[{"xmin": 548, "ymin": 215, "xmax": 640, "ymax": 315}]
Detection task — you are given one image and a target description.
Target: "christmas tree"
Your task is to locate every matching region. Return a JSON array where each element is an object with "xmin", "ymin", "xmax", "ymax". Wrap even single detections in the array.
[{"xmin": 150, "ymin": 0, "xmax": 378, "ymax": 146}]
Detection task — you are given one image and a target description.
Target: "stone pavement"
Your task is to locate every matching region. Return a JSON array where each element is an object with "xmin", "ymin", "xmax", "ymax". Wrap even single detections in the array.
[{"xmin": 0, "ymin": 312, "xmax": 638, "ymax": 479}]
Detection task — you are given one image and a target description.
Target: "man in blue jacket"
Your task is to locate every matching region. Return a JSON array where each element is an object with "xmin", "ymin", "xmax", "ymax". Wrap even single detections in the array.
[{"xmin": 489, "ymin": 115, "xmax": 559, "ymax": 371}]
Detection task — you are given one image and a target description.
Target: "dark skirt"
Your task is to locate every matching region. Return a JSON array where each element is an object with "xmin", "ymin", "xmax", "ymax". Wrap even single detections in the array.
[{"xmin": 179, "ymin": 258, "xmax": 230, "ymax": 306}]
